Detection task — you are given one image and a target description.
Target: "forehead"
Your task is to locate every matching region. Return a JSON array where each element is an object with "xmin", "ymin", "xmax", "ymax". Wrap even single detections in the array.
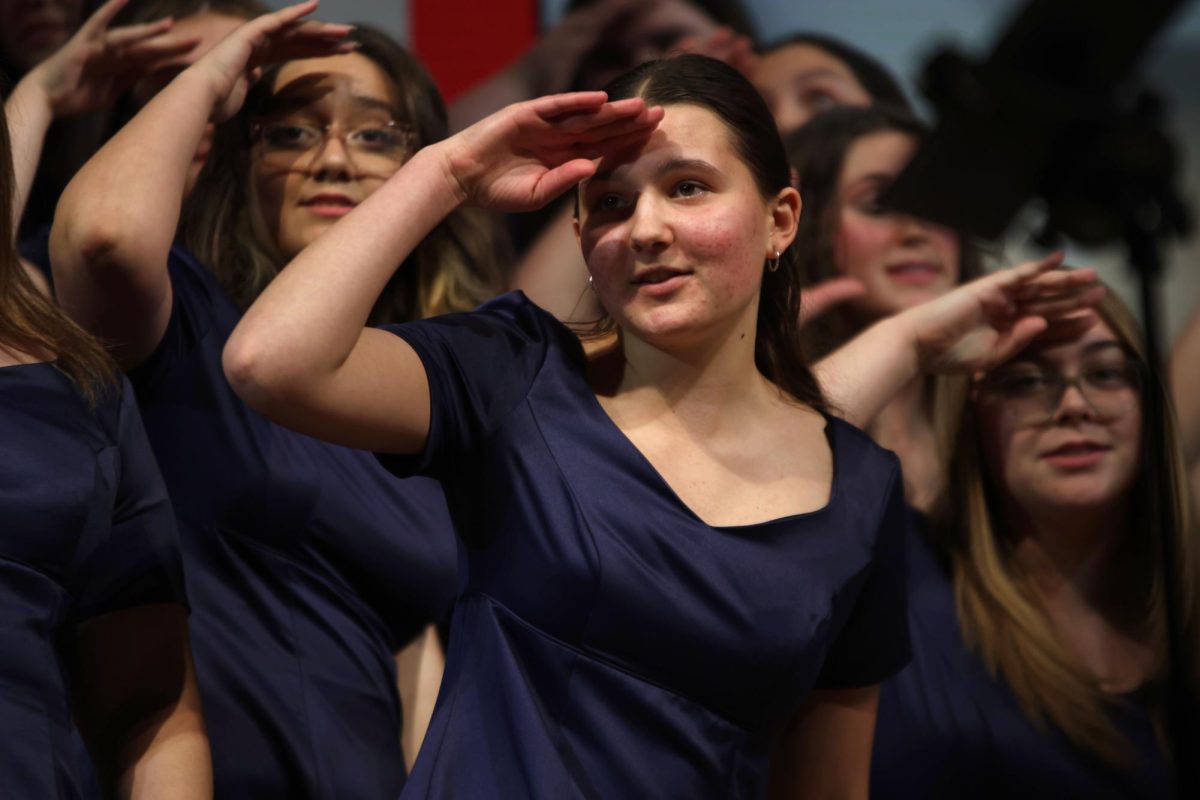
[
  {"xmin": 756, "ymin": 43, "xmax": 860, "ymax": 87},
  {"xmin": 839, "ymin": 130, "xmax": 916, "ymax": 185},
  {"xmin": 1009, "ymin": 321, "xmax": 1124, "ymax": 365},
  {"xmin": 589, "ymin": 104, "xmax": 739, "ymax": 180},
  {"xmin": 270, "ymin": 53, "xmax": 399, "ymax": 113}
]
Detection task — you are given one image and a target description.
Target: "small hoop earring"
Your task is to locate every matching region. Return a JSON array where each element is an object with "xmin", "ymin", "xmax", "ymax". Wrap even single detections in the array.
[
  {"xmin": 766, "ymin": 249, "xmax": 781, "ymax": 273},
  {"xmin": 587, "ymin": 275, "xmax": 596, "ymax": 292}
]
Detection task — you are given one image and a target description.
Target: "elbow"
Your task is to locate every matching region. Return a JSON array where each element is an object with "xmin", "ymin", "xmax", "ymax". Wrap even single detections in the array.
[{"xmin": 222, "ymin": 334, "xmax": 303, "ymax": 417}]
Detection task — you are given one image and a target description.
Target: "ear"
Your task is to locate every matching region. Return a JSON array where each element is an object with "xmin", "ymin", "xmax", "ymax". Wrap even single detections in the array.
[{"xmin": 767, "ymin": 185, "xmax": 802, "ymax": 256}]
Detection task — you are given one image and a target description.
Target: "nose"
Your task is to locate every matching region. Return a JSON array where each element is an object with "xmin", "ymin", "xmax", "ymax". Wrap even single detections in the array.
[
  {"xmin": 628, "ymin": 195, "xmax": 672, "ymax": 255},
  {"xmin": 309, "ymin": 134, "xmax": 354, "ymax": 182},
  {"xmin": 896, "ymin": 214, "xmax": 935, "ymax": 246},
  {"xmin": 1052, "ymin": 380, "xmax": 1095, "ymax": 422}
]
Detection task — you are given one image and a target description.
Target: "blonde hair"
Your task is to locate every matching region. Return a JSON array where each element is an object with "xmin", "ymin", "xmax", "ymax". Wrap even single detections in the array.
[{"xmin": 933, "ymin": 289, "xmax": 1198, "ymax": 764}]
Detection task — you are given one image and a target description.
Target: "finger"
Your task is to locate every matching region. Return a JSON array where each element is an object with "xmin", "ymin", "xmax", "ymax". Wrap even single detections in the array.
[
  {"xmin": 1036, "ymin": 309, "xmax": 1101, "ymax": 341},
  {"xmin": 563, "ymin": 120, "xmax": 659, "ymax": 161},
  {"xmin": 531, "ymin": 159, "xmax": 599, "ymax": 207},
  {"xmin": 105, "ymin": 18, "xmax": 175, "ymax": 48},
  {"xmin": 529, "ymin": 91, "xmax": 613, "ymax": 121},
  {"xmin": 1019, "ymin": 284, "xmax": 1106, "ymax": 318},
  {"xmin": 990, "ymin": 317, "xmax": 1052, "ymax": 364},
  {"xmin": 117, "ymin": 35, "xmax": 201, "ymax": 63},
  {"xmin": 80, "ymin": 0, "xmax": 132, "ymax": 35},
  {"xmin": 558, "ymin": 104, "xmax": 664, "ymax": 143},
  {"xmin": 800, "ymin": 277, "xmax": 867, "ymax": 324}
]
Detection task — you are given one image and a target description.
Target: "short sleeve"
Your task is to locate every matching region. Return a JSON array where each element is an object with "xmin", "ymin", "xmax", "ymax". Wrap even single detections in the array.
[
  {"xmin": 126, "ymin": 245, "xmax": 218, "ymax": 392},
  {"xmin": 70, "ymin": 378, "xmax": 187, "ymax": 620},
  {"xmin": 375, "ymin": 292, "xmax": 562, "ymax": 481},
  {"xmin": 816, "ymin": 459, "xmax": 911, "ymax": 689}
]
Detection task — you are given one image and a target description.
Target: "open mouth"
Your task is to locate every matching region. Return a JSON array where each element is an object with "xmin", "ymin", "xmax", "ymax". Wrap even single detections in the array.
[
  {"xmin": 633, "ymin": 267, "xmax": 692, "ymax": 285},
  {"xmin": 885, "ymin": 260, "xmax": 942, "ymax": 285}
]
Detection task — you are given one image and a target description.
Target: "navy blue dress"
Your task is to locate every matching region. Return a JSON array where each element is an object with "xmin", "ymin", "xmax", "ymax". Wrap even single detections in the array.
[
  {"xmin": 108, "ymin": 245, "xmax": 458, "ymax": 798},
  {"xmin": 377, "ymin": 292, "xmax": 911, "ymax": 798},
  {"xmin": 871, "ymin": 511, "xmax": 1171, "ymax": 799},
  {"xmin": 0, "ymin": 365, "xmax": 186, "ymax": 799}
]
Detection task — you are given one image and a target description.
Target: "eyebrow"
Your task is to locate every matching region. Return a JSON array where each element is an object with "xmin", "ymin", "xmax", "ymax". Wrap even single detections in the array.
[
  {"xmin": 349, "ymin": 94, "xmax": 403, "ymax": 118},
  {"xmin": 1008, "ymin": 340, "xmax": 1126, "ymax": 366},
  {"xmin": 589, "ymin": 157, "xmax": 719, "ymax": 185}
]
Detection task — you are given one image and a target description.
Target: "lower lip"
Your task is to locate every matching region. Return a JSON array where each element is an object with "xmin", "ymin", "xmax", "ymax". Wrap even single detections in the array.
[
  {"xmin": 1042, "ymin": 449, "xmax": 1108, "ymax": 469},
  {"xmin": 886, "ymin": 265, "xmax": 942, "ymax": 286},
  {"xmin": 303, "ymin": 204, "xmax": 355, "ymax": 218},
  {"xmin": 634, "ymin": 274, "xmax": 691, "ymax": 297}
]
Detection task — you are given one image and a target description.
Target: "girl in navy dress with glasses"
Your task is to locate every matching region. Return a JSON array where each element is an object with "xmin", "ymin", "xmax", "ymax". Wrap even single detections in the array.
[
  {"xmin": 48, "ymin": 3, "xmax": 508, "ymax": 795},
  {"xmin": 0, "ymin": 100, "xmax": 210, "ymax": 797}
]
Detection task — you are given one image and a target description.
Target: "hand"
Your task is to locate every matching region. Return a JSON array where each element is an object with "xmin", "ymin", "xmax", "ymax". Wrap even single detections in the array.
[
  {"xmin": 28, "ymin": 0, "xmax": 197, "ymax": 118},
  {"xmin": 438, "ymin": 92, "xmax": 664, "ymax": 212},
  {"xmin": 799, "ymin": 276, "xmax": 866, "ymax": 327},
  {"xmin": 670, "ymin": 26, "xmax": 759, "ymax": 78},
  {"xmin": 185, "ymin": 0, "xmax": 354, "ymax": 123},
  {"xmin": 518, "ymin": 0, "xmax": 640, "ymax": 96},
  {"xmin": 901, "ymin": 253, "xmax": 1105, "ymax": 374}
]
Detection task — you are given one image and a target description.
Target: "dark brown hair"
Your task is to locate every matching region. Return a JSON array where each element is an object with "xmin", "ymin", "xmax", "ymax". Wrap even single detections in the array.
[
  {"xmin": 784, "ymin": 104, "xmax": 984, "ymax": 358},
  {"xmin": 0, "ymin": 103, "xmax": 115, "ymax": 402},
  {"xmin": 591, "ymin": 54, "xmax": 825, "ymax": 411},
  {"xmin": 181, "ymin": 25, "xmax": 508, "ymax": 322}
]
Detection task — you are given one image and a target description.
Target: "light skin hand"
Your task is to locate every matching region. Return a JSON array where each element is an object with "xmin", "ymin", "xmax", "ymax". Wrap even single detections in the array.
[
  {"xmin": 185, "ymin": 0, "xmax": 355, "ymax": 123},
  {"xmin": 438, "ymin": 92, "xmax": 664, "ymax": 211},
  {"xmin": 799, "ymin": 276, "xmax": 868, "ymax": 327},
  {"xmin": 27, "ymin": 0, "xmax": 198, "ymax": 120}
]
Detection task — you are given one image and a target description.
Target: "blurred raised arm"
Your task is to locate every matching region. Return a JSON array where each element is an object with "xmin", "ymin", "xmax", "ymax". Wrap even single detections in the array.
[
  {"xmin": 817, "ymin": 255, "xmax": 1105, "ymax": 427},
  {"xmin": 49, "ymin": 0, "xmax": 352, "ymax": 368}
]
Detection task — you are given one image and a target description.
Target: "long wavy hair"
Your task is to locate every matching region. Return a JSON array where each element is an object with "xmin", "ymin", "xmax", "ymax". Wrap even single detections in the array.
[
  {"xmin": 784, "ymin": 104, "xmax": 984, "ymax": 360},
  {"xmin": 934, "ymin": 289, "xmax": 1199, "ymax": 764},
  {"xmin": 0, "ymin": 103, "xmax": 115, "ymax": 402},
  {"xmin": 181, "ymin": 25, "xmax": 507, "ymax": 321},
  {"xmin": 581, "ymin": 54, "xmax": 825, "ymax": 411}
]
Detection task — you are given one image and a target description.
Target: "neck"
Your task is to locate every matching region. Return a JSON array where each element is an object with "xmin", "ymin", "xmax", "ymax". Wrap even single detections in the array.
[
  {"xmin": 1009, "ymin": 502, "xmax": 1129, "ymax": 605},
  {"xmin": 613, "ymin": 307, "xmax": 769, "ymax": 421}
]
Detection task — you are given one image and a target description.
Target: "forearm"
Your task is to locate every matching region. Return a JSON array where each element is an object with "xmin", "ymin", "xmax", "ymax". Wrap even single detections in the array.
[
  {"xmin": 52, "ymin": 68, "xmax": 214, "ymax": 279},
  {"xmin": 226, "ymin": 144, "xmax": 461, "ymax": 399},
  {"xmin": 815, "ymin": 313, "xmax": 921, "ymax": 428},
  {"xmin": 3, "ymin": 74, "xmax": 54, "ymax": 234},
  {"xmin": 114, "ymin": 669, "xmax": 212, "ymax": 800}
]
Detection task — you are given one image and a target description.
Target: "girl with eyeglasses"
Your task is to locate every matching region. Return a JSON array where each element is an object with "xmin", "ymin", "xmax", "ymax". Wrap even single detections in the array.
[
  {"xmin": 819, "ymin": 274, "xmax": 1196, "ymax": 796},
  {"xmin": 49, "ymin": 3, "xmax": 507, "ymax": 795}
]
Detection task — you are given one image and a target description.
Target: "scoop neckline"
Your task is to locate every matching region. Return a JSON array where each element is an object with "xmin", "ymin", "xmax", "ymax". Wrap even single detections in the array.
[{"xmin": 574, "ymin": 362, "xmax": 840, "ymax": 532}]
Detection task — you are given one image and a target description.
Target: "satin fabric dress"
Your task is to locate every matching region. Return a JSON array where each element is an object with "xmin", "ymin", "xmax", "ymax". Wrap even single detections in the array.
[
  {"xmin": 377, "ymin": 292, "xmax": 911, "ymax": 798},
  {"xmin": 0, "ymin": 367, "xmax": 186, "ymax": 798},
  {"xmin": 871, "ymin": 511, "xmax": 1171, "ymax": 799},
  {"xmin": 35, "ymin": 242, "xmax": 460, "ymax": 799}
]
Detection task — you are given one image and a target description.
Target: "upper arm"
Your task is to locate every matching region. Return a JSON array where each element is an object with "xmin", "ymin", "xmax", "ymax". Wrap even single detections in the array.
[
  {"xmin": 225, "ymin": 325, "xmax": 434, "ymax": 455},
  {"xmin": 48, "ymin": 214, "xmax": 174, "ymax": 370},
  {"xmin": 769, "ymin": 685, "xmax": 881, "ymax": 800}
]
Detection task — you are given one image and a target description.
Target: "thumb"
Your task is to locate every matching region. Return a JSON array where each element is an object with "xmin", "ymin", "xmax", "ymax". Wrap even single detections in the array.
[{"xmin": 799, "ymin": 277, "xmax": 866, "ymax": 327}]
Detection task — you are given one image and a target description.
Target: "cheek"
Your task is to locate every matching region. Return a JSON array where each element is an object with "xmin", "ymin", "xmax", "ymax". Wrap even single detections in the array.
[
  {"xmin": 834, "ymin": 211, "xmax": 892, "ymax": 280},
  {"xmin": 681, "ymin": 207, "xmax": 766, "ymax": 300},
  {"xmin": 932, "ymin": 228, "xmax": 962, "ymax": 281}
]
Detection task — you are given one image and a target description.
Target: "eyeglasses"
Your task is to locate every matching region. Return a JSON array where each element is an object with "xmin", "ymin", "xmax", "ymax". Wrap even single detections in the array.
[
  {"xmin": 251, "ymin": 117, "xmax": 417, "ymax": 173},
  {"xmin": 977, "ymin": 357, "xmax": 1142, "ymax": 425}
]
